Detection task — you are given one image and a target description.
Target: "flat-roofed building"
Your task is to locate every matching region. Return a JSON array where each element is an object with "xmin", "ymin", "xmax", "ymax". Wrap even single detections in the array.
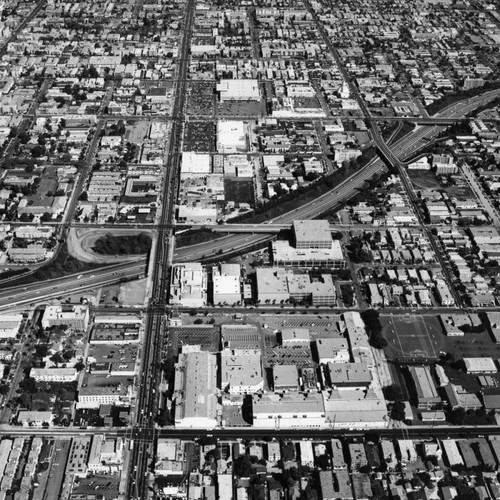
[
  {"xmin": 487, "ymin": 312, "xmax": 500, "ymax": 343},
  {"xmin": 293, "ymin": 220, "xmax": 333, "ymax": 249},
  {"xmin": 0, "ymin": 314, "xmax": 23, "ymax": 338},
  {"xmin": 31, "ymin": 367, "xmax": 77, "ymax": 383},
  {"xmin": 180, "ymin": 152, "xmax": 211, "ymax": 177},
  {"xmin": 77, "ymin": 378, "xmax": 132, "ymax": 408},
  {"xmin": 327, "ymin": 362, "xmax": 372, "ymax": 388},
  {"xmin": 42, "ymin": 305, "xmax": 89, "ymax": 331},
  {"xmin": 17, "ymin": 411, "xmax": 54, "ymax": 427},
  {"xmin": 323, "ymin": 389, "xmax": 387, "ymax": 429},
  {"xmin": 316, "ymin": 338, "xmax": 350, "ymax": 363},
  {"xmin": 319, "ymin": 470, "xmax": 336, "ymax": 500},
  {"xmin": 458, "ymin": 440, "xmax": 479, "ymax": 468},
  {"xmin": 221, "ymin": 324, "xmax": 260, "ymax": 349},
  {"xmin": 252, "ymin": 392, "xmax": 326, "ymax": 429},
  {"xmin": 213, "ymin": 264, "xmax": 241, "ymax": 305},
  {"xmin": 281, "ymin": 328, "xmax": 310, "ymax": 346},
  {"xmin": 464, "ymin": 357, "xmax": 497, "ymax": 374},
  {"xmin": 476, "ymin": 438, "xmax": 496, "ymax": 470},
  {"xmin": 170, "ymin": 263, "xmax": 207, "ymax": 308},
  {"xmin": 487, "ymin": 437, "xmax": 500, "ymax": 468},
  {"xmin": 441, "ymin": 440, "xmax": 464, "ymax": 467},
  {"xmin": 220, "ymin": 348, "xmax": 263, "ymax": 395},
  {"xmin": 443, "ymin": 383, "xmax": 482, "ymax": 410},
  {"xmin": 331, "ymin": 439, "xmax": 347, "ymax": 469},
  {"xmin": 174, "ymin": 348, "xmax": 218, "ymax": 429},
  {"xmin": 333, "ymin": 471, "xmax": 353, "ymax": 500},
  {"xmin": 217, "ymin": 79, "xmax": 260, "ymax": 101},
  {"xmin": 255, "ymin": 267, "xmax": 337, "ymax": 305},
  {"xmin": 299, "ymin": 441, "xmax": 314, "ymax": 467},
  {"xmin": 273, "ymin": 364, "xmax": 299, "ymax": 392},
  {"xmin": 218, "ymin": 474, "xmax": 233, "ymax": 500},
  {"xmin": 398, "ymin": 440, "xmax": 418, "ymax": 464},
  {"xmin": 349, "ymin": 443, "xmax": 368, "ymax": 471},
  {"xmin": 381, "ymin": 441, "xmax": 397, "ymax": 470},
  {"xmin": 217, "ymin": 120, "xmax": 247, "ymax": 153},
  {"xmin": 8, "ymin": 246, "xmax": 47, "ymax": 263},
  {"xmin": 65, "ymin": 437, "xmax": 91, "ymax": 478},
  {"xmin": 272, "ymin": 239, "xmax": 345, "ymax": 268},
  {"xmin": 408, "ymin": 365, "xmax": 441, "ymax": 410}
]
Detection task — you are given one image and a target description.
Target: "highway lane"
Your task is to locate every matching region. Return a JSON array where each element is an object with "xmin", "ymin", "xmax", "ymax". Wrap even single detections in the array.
[
  {"xmin": 0, "ymin": 262, "xmax": 146, "ymax": 310},
  {"xmin": 174, "ymin": 89, "xmax": 500, "ymax": 262}
]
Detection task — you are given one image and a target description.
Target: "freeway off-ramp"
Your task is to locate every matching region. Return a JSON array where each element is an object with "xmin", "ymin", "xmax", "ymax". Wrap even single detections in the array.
[
  {"xmin": 174, "ymin": 88, "xmax": 500, "ymax": 263},
  {"xmin": 0, "ymin": 262, "xmax": 146, "ymax": 311},
  {"xmin": 1, "ymin": 90, "xmax": 500, "ymax": 308}
]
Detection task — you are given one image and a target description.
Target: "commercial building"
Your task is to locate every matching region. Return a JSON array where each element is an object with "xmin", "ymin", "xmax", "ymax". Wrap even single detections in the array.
[
  {"xmin": 65, "ymin": 437, "xmax": 92, "ymax": 478},
  {"xmin": 220, "ymin": 349, "xmax": 263, "ymax": 395},
  {"xmin": 14, "ymin": 226, "xmax": 53, "ymax": 239},
  {"xmin": 299, "ymin": 440, "xmax": 314, "ymax": 467},
  {"xmin": 255, "ymin": 267, "xmax": 336, "ymax": 305},
  {"xmin": 87, "ymin": 436, "xmax": 124, "ymax": 474},
  {"xmin": 17, "ymin": 411, "xmax": 54, "ymax": 427},
  {"xmin": 77, "ymin": 381, "xmax": 133, "ymax": 409},
  {"xmin": 326, "ymin": 362, "xmax": 372, "ymax": 388},
  {"xmin": 408, "ymin": 366, "xmax": 441, "ymax": 410},
  {"xmin": 281, "ymin": 328, "xmax": 310, "ymax": 347},
  {"xmin": 170, "ymin": 263, "xmax": 207, "ymax": 308},
  {"xmin": 272, "ymin": 220, "xmax": 345, "ymax": 269},
  {"xmin": 217, "ymin": 120, "xmax": 247, "ymax": 153},
  {"xmin": 174, "ymin": 347, "xmax": 218, "ymax": 429},
  {"xmin": 273, "ymin": 364, "xmax": 299, "ymax": 392},
  {"xmin": 41, "ymin": 305, "xmax": 90, "ymax": 331},
  {"xmin": 252, "ymin": 392, "xmax": 326, "ymax": 429},
  {"xmin": 8, "ymin": 246, "xmax": 47, "ymax": 263},
  {"xmin": 464, "ymin": 357, "xmax": 497, "ymax": 374},
  {"xmin": 316, "ymin": 337, "xmax": 350, "ymax": 363},
  {"xmin": 180, "ymin": 152, "xmax": 211, "ymax": 177},
  {"xmin": 293, "ymin": 220, "xmax": 333, "ymax": 249},
  {"xmin": 217, "ymin": 79, "xmax": 260, "ymax": 101},
  {"xmin": 213, "ymin": 264, "xmax": 241, "ymax": 305},
  {"xmin": 0, "ymin": 314, "xmax": 23, "ymax": 338},
  {"xmin": 31, "ymin": 367, "xmax": 77, "ymax": 382},
  {"xmin": 322, "ymin": 389, "xmax": 387, "ymax": 429}
]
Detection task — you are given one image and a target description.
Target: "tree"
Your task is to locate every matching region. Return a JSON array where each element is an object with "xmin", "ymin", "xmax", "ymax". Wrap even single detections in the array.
[
  {"xmin": 390, "ymin": 400, "xmax": 406, "ymax": 421},
  {"xmin": 156, "ymin": 408, "xmax": 173, "ymax": 426},
  {"xmin": 361, "ymin": 309, "xmax": 387, "ymax": 349},
  {"xmin": 74, "ymin": 361, "xmax": 85, "ymax": 372},
  {"xmin": 383, "ymin": 385, "xmax": 404, "ymax": 401},
  {"xmin": 50, "ymin": 352, "xmax": 64, "ymax": 365},
  {"xmin": 233, "ymin": 455, "xmax": 254, "ymax": 477}
]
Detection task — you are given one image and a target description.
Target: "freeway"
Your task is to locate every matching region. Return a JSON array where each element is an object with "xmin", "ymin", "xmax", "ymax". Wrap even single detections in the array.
[
  {"xmin": 0, "ymin": 89, "xmax": 499, "ymax": 308},
  {"xmin": 0, "ymin": 262, "xmax": 146, "ymax": 310},
  {"xmin": 174, "ymin": 88, "xmax": 500, "ymax": 263}
]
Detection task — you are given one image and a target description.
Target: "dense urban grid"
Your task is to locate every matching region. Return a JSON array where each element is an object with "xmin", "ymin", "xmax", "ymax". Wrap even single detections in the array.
[{"xmin": 1, "ymin": 0, "xmax": 500, "ymax": 498}]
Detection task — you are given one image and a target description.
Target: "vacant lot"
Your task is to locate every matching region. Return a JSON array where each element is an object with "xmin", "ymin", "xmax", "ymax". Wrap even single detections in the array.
[{"xmin": 407, "ymin": 170, "xmax": 441, "ymax": 190}]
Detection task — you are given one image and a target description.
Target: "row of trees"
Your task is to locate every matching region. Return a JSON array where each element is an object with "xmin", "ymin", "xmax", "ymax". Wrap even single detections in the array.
[{"xmin": 93, "ymin": 233, "xmax": 151, "ymax": 255}]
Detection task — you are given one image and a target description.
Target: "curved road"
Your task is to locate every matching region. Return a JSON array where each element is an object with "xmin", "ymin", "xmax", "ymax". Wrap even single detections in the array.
[{"xmin": 174, "ymin": 89, "xmax": 500, "ymax": 262}]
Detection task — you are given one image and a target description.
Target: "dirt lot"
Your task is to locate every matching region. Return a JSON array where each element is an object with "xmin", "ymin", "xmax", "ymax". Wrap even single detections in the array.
[{"xmin": 118, "ymin": 278, "xmax": 147, "ymax": 306}]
